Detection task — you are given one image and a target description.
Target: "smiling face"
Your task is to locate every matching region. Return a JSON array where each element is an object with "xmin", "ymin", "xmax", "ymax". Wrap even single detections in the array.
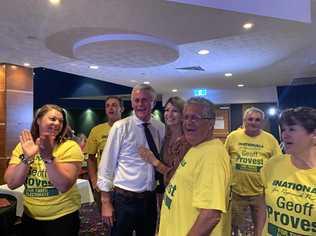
[
  {"xmin": 37, "ymin": 109, "xmax": 64, "ymax": 138},
  {"xmin": 281, "ymin": 124, "xmax": 315, "ymax": 156},
  {"xmin": 244, "ymin": 111, "xmax": 263, "ymax": 137},
  {"xmin": 164, "ymin": 102, "xmax": 182, "ymax": 127},
  {"xmin": 131, "ymin": 89, "xmax": 155, "ymax": 122},
  {"xmin": 105, "ymin": 98, "xmax": 123, "ymax": 123},
  {"xmin": 183, "ymin": 103, "xmax": 213, "ymax": 146}
]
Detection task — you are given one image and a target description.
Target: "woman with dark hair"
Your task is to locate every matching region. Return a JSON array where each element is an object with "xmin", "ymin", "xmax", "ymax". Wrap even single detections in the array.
[
  {"xmin": 5, "ymin": 104, "xmax": 83, "ymax": 236},
  {"xmin": 139, "ymin": 96, "xmax": 191, "ymax": 185},
  {"xmin": 256, "ymin": 107, "xmax": 316, "ymax": 236}
]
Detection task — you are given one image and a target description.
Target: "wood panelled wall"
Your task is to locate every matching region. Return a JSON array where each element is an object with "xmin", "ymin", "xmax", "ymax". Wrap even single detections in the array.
[
  {"xmin": 0, "ymin": 64, "xmax": 33, "ymax": 184},
  {"xmin": 213, "ymin": 108, "xmax": 230, "ymax": 143}
]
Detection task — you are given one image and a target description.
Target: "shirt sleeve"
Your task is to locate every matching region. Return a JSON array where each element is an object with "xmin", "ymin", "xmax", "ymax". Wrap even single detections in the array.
[
  {"xmin": 272, "ymin": 137, "xmax": 282, "ymax": 157},
  {"xmin": 260, "ymin": 163, "xmax": 268, "ymax": 189},
  {"xmin": 192, "ymin": 148, "xmax": 230, "ymax": 213},
  {"xmin": 97, "ymin": 123, "xmax": 122, "ymax": 192},
  {"xmin": 55, "ymin": 140, "xmax": 84, "ymax": 163},
  {"xmin": 9, "ymin": 143, "xmax": 23, "ymax": 165},
  {"xmin": 84, "ymin": 127, "xmax": 98, "ymax": 155},
  {"xmin": 224, "ymin": 134, "xmax": 231, "ymax": 153}
]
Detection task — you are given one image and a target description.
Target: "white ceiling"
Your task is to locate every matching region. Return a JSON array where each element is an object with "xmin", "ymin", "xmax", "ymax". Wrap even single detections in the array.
[{"xmin": 1, "ymin": 0, "xmax": 316, "ymax": 104}]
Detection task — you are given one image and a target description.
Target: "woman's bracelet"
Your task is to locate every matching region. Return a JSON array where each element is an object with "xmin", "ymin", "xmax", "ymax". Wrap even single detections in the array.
[{"xmin": 19, "ymin": 154, "xmax": 34, "ymax": 165}]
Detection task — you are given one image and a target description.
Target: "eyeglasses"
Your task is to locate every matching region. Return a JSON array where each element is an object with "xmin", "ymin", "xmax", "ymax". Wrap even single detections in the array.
[{"xmin": 183, "ymin": 115, "xmax": 214, "ymax": 123}]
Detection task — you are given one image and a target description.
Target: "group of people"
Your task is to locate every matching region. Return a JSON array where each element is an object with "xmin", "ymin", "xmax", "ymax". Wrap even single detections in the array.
[{"xmin": 3, "ymin": 83, "xmax": 316, "ymax": 236}]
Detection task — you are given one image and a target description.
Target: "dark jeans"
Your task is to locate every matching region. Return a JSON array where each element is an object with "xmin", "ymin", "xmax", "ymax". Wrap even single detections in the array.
[
  {"xmin": 21, "ymin": 210, "xmax": 80, "ymax": 236},
  {"xmin": 111, "ymin": 191, "xmax": 157, "ymax": 236}
]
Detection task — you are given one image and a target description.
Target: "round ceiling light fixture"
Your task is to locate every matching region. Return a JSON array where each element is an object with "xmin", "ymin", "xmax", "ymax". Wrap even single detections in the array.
[{"xmin": 73, "ymin": 34, "xmax": 179, "ymax": 68}]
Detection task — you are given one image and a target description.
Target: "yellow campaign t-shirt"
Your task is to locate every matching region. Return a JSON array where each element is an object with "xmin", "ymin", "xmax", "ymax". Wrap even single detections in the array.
[
  {"xmin": 9, "ymin": 140, "xmax": 84, "ymax": 220},
  {"xmin": 225, "ymin": 128, "xmax": 282, "ymax": 196},
  {"xmin": 84, "ymin": 122, "xmax": 111, "ymax": 165},
  {"xmin": 261, "ymin": 155, "xmax": 316, "ymax": 236},
  {"xmin": 159, "ymin": 139, "xmax": 232, "ymax": 236}
]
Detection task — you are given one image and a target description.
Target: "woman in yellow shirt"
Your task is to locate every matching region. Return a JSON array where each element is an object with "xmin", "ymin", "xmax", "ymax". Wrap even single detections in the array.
[
  {"xmin": 5, "ymin": 104, "xmax": 83, "ymax": 236},
  {"xmin": 257, "ymin": 107, "xmax": 316, "ymax": 236}
]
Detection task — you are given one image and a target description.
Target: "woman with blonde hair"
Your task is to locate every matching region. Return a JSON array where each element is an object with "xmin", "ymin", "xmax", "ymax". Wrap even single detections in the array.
[{"xmin": 139, "ymin": 96, "xmax": 191, "ymax": 185}]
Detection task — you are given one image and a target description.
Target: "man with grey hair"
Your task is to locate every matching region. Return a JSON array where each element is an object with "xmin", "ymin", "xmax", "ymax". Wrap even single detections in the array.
[
  {"xmin": 97, "ymin": 84, "xmax": 165, "ymax": 236},
  {"xmin": 159, "ymin": 97, "xmax": 231, "ymax": 236},
  {"xmin": 225, "ymin": 106, "xmax": 282, "ymax": 235}
]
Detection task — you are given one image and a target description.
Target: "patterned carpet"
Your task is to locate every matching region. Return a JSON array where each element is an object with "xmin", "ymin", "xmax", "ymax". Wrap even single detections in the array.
[
  {"xmin": 79, "ymin": 202, "xmax": 108, "ymax": 236},
  {"xmin": 79, "ymin": 202, "xmax": 255, "ymax": 236}
]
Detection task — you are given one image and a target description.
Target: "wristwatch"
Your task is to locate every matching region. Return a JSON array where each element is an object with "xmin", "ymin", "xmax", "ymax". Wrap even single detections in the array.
[{"xmin": 19, "ymin": 154, "xmax": 34, "ymax": 165}]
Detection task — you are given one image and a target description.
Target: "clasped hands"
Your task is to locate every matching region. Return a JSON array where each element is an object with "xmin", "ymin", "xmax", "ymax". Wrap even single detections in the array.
[{"xmin": 20, "ymin": 129, "xmax": 56, "ymax": 163}]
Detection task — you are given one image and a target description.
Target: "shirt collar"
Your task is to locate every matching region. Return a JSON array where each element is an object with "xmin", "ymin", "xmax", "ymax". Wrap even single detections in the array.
[{"xmin": 132, "ymin": 112, "xmax": 154, "ymax": 126}]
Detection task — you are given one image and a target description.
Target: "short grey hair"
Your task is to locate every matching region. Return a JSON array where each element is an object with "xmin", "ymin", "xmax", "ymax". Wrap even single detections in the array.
[
  {"xmin": 243, "ymin": 107, "xmax": 265, "ymax": 120},
  {"xmin": 132, "ymin": 84, "xmax": 157, "ymax": 101},
  {"xmin": 186, "ymin": 97, "xmax": 216, "ymax": 119}
]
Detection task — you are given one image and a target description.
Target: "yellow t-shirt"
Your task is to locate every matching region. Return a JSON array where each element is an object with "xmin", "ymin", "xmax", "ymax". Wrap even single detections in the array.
[
  {"xmin": 9, "ymin": 140, "xmax": 84, "ymax": 220},
  {"xmin": 261, "ymin": 155, "xmax": 316, "ymax": 236},
  {"xmin": 225, "ymin": 128, "xmax": 282, "ymax": 196},
  {"xmin": 159, "ymin": 139, "xmax": 232, "ymax": 236},
  {"xmin": 84, "ymin": 122, "xmax": 111, "ymax": 165}
]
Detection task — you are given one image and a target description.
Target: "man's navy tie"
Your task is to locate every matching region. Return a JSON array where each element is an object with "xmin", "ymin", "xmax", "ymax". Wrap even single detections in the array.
[{"xmin": 142, "ymin": 123, "xmax": 164, "ymax": 192}]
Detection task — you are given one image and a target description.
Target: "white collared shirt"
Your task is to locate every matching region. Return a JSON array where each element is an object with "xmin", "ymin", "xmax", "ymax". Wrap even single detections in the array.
[{"xmin": 97, "ymin": 113, "xmax": 165, "ymax": 192}]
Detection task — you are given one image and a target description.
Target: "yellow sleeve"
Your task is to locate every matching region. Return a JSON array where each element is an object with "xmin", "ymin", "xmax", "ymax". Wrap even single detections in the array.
[
  {"xmin": 84, "ymin": 127, "xmax": 98, "ymax": 155},
  {"xmin": 224, "ymin": 134, "xmax": 231, "ymax": 152},
  {"xmin": 192, "ymin": 147, "xmax": 229, "ymax": 212},
  {"xmin": 272, "ymin": 138, "xmax": 282, "ymax": 157},
  {"xmin": 9, "ymin": 143, "xmax": 23, "ymax": 165},
  {"xmin": 54, "ymin": 140, "xmax": 84, "ymax": 163},
  {"xmin": 260, "ymin": 161, "xmax": 268, "ymax": 189}
]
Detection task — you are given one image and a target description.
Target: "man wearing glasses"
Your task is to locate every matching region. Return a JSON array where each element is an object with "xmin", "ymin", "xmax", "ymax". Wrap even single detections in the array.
[
  {"xmin": 159, "ymin": 97, "xmax": 231, "ymax": 236},
  {"xmin": 225, "ymin": 107, "xmax": 282, "ymax": 235}
]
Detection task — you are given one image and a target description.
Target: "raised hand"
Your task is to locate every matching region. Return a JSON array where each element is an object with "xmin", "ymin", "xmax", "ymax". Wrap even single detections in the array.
[{"xmin": 20, "ymin": 130, "xmax": 38, "ymax": 159}]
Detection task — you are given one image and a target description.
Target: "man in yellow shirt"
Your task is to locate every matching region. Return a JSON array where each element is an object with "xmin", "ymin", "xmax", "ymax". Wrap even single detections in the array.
[
  {"xmin": 159, "ymin": 97, "xmax": 231, "ymax": 236},
  {"xmin": 225, "ymin": 107, "xmax": 282, "ymax": 235},
  {"xmin": 84, "ymin": 96, "xmax": 124, "ymax": 208}
]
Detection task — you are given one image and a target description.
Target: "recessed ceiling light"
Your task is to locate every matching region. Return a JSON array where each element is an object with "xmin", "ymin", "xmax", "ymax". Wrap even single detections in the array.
[
  {"xmin": 89, "ymin": 65, "xmax": 99, "ymax": 69},
  {"xmin": 172, "ymin": 89, "xmax": 178, "ymax": 93},
  {"xmin": 11, "ymin": 65, "xmax": 17, "ymax": 70},
  {"xmin": 23, "ymin": 63, "xmax": 31, "ymax": 67},
  {"xmin": 49, "ymin": 0, "xmax": 61, "ymax": 6},
  {"xmin": 268, "ymin": 107, "xmax": 277, "ymax": 116},
  {"xmin": 237, "ymin": 84, "xmax": 245, "ymax": 87},
  {"xmin": 225, "ymin": 73, "xmax": 232, "ymax": 77},
  {"xmin": 143, "ymin": 81, "xmax": 150, "ymax": 85},
  {"xmin": 197, "ymin": 49, "xmax": 210, "ymax": 55},
  {"xmin": 130, "ymin": 80, "xmax": 137, "ymax": 83},
  {"xmin": 243, "ymin": 22, "xmax": 254, "ymax": 30}
]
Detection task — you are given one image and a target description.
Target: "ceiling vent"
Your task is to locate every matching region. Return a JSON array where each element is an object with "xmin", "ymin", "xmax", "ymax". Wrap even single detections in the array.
[
  {"xmin": 176, "ymin": 66, "xmax": 205, "ymax": 71},
  {"xmin": 291, "ymin": 77, "xmax": 316, "ymax": 85}
]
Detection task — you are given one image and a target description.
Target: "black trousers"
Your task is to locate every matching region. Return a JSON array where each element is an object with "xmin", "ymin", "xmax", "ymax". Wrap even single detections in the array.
[
  {"xmin": 20, "ymin": 210, "xmax": 80, "ymax": 236},
  {"xmin": 111, "ymin": 191, "xmax": 157, "ymax": 236}
]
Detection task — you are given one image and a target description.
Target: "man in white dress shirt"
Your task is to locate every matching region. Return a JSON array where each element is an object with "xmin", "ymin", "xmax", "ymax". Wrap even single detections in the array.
[{"xmin": 97, "ymin": 84, "xmax": 165, "ymax": 236}]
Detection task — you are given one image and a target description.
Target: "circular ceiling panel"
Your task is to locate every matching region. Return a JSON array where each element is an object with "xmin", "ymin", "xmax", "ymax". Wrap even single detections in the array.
[{"xmin": 72, "ymin": 34, "xmax": 179, "ymax": 68}]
